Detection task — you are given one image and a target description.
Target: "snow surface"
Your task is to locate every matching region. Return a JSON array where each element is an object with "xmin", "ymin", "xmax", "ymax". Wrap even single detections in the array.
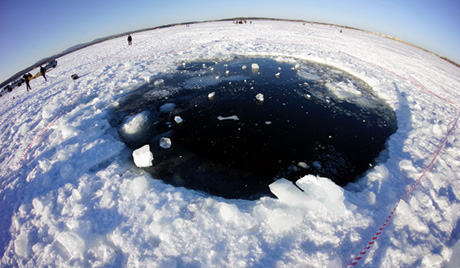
[{"xmin": 1, "ymin": 20, "xmax": 460, "ymax": 268}]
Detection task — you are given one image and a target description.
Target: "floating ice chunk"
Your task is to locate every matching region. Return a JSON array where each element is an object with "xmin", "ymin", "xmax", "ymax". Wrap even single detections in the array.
[
  {"xmin": 174, "ymin": 116, "xmax": 183, "ymax": 123},
  {"xmin": 184, "ymin": 75, "xmax": 220, "ymax": 89},
  {"xmin": 265, "ymin": 121, "xmax": 272, "ymax": 125},
  {"xmin": 160, "ymin": 103, "xmax": 176, "ymax": 113},
  {"xmin": 56, "ymin": 232, "xmax": 85, "ymax": 258},
  {"xmin": 225, "ymin": 70, "xmax": 230, "ymax": 76},
  {"xmin": 132, "ymin": 145, "xmax": 154, "ymax": 167},
  {"xmin": 121, "ymin": 111, "xmax": 149, "ymax": 135},
  {"xmin": 326, "ymin": 82, "xmax": 362, "ymax": 100},
  {"xmin": 297, "ymin": 162, "xmax": 309, "ymax": 169},
  {"xmin": 313, "ymin": 161, "xmax": 321, "ymax": 169},
  {"xmin": 256, "ymin": 93, "xmax": 264, "ymax": 102},
  {"xmin": 298, "ymin": 70, "xmax": 321, "ymax": 81},
  {"xmin": 154, "ymin": 79, "xmax": 164, "ymax": 87},
  {"xmin": 242, "ymin": 65, "xmax": 247, "ymax": 70},
  {"xmin": 160, "ymin": 137, "xmax": 172, "ymax": 149},
  {"xmin": 251, "ymin": 63, "xmax": 259, "ymax": 72},
  {"xmin": 208, "ymin": 92, "xmax": 216, "ymax": 99},
  {"xmin": 217, "ymin": 115, "xmax": 240, "ymax": 121},
  {"xmin": 275, "ymin": 72, "xmax": 280, "ymax": 78}
]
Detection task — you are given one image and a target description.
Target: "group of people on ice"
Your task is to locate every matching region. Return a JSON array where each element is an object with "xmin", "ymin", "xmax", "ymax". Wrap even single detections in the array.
[{"xmin": 22, "ymin": 66, "xmax": 47, "ymax": 91}]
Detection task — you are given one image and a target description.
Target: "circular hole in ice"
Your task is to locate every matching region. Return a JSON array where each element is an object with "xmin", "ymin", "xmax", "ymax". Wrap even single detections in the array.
[{"xmin": 111, "ymin": 57, "xmax": 397, "ymax": 200}]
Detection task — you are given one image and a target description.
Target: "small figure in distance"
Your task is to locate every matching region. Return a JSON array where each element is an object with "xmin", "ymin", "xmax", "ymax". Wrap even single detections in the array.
[
  {"xmin": 40, "ymin": 66, "xmax": 47, "ymax": 81},
  {"xmin": 23, "ymin": 73, "xmax": 32, "ymax": 91},
  {"xmin": 127, "ymin": 34, "xmax": 132, "ymax": 45}
]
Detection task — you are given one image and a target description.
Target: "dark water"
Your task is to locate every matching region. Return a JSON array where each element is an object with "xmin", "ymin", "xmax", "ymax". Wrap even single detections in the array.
[{"xmin": 111, "ymin": 57, "xmax": 397, "ymax": 200}]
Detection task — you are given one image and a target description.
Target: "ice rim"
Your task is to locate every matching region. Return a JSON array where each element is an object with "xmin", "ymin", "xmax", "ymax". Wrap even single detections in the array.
[{"xmin": 1, "ymin": 19, "xmax": 460, "ymax": 267}]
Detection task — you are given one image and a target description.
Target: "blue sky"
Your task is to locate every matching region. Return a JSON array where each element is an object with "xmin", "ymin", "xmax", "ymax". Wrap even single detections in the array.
[{"xmin": 1, "ymin": 0, "xmax": 459, "ymax": 83}]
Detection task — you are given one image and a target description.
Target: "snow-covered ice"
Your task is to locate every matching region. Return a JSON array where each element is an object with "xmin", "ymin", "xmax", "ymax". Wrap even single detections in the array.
[{"xmin": 1, "ymin": 20, "xmax": 460, "ymax": 268}]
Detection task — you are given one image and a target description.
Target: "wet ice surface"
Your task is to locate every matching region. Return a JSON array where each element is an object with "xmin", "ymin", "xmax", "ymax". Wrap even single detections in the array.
[{"xmin": 113, "ymin": 57, "xmax": 397, "ymax": 199}]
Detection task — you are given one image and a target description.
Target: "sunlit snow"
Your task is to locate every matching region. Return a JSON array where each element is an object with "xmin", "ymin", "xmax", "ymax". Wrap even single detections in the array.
[{"xmin": 1, "ymin": 20, "xmax": 460, "ymax": 268}]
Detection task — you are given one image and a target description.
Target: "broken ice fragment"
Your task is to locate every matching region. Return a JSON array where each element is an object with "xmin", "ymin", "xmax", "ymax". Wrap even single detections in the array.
[
  {"xmin": 256, "ymin": 93, "xmax": 264, "ymax": 102},
  {"xmin": 251, "ymin": 63, "xmax": 259, "ymax": 72},
  {"xmin": 217, "ymin": 115, "xmax": 240, "ymax": 121},
  {"xmin": 298, "ymin": 162, "xmax": 309, "ymax": 169},
  {"xmin": 174, "ymin": 116, "xmax": 183, "ymax": 124},
  {"xmin": 133, "ymin": 145, "xmax": 154, "ymax": 167},
  {"xmin": 275, "ymin": 72, "xmax": 280, "ymax": 78},
  {"xmin": 242, "ymin": 65, "xmax": 247, "ymax": 70},
  {"xmin": 225, "ymin": 70, "xmax": 230, "ymax": 76},
  {"xmin": 121, "ymin": 112, "xmax": 149, "ymax": 135},
  {"xmin": 160, "ymin": 137, "xmax": 172, "ymax": 149},
  {"xmin": 208, "ymin": 92, "xmax": 216, "ymax": 99}
]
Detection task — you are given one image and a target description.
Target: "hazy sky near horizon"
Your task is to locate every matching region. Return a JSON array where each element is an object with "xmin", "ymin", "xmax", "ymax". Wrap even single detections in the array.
[{"xmin": 1, "ymin": 0, "xmax": 459, "ymax": 83}]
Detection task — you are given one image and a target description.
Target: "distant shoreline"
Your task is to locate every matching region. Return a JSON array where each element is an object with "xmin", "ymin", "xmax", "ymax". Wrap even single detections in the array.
[{"xmin": 2, "ymin": 17, "xmax": 458, "ymax": 90}]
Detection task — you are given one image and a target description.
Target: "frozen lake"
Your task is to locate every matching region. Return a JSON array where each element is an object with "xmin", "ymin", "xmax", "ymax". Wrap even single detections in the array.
[{"xmin": 1, "ymin": 20, "xmax": 459, "ymax": 268}]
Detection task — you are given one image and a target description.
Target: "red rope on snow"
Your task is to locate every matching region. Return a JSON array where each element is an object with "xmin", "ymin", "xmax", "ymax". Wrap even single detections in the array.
[
  {"xmin": 339, "ymin": 51, "xmax": 459, "ymax": 109},
  {"xmin": 14, "ymin": 110, "xmax": 64, "ymax": 168},
  {"xmin": 348, "ymin": 110, "xmax": 460, "ymax": 267}
]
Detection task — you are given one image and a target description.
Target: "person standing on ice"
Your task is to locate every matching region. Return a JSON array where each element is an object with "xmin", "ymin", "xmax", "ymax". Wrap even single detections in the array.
[
  {"xmin": 127, "ymin": 34, "xmax": 132, "ymax": 45},
  {"xmin": 23, "ymin": 73, "xmax": 32, "ymax": 91},
  {"xmin": 40, "ymin": 66, "xmax": 47, "ymax": 81}
]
